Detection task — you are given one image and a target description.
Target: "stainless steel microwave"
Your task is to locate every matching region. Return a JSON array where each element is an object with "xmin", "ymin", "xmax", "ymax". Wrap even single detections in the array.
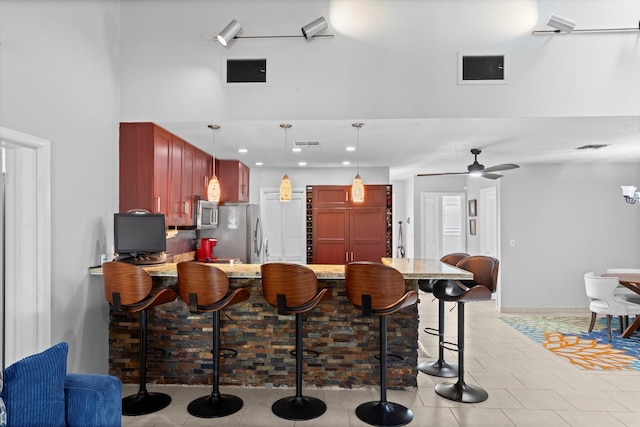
[{"xmin": 195, "ymin": 200, "xmax": 218, "ymax": 229}]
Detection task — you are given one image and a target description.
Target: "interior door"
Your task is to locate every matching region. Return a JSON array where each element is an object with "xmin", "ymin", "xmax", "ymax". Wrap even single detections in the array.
[{"xmin": 421, "ymin": 192, "xmax": 466, "ymax": 260}]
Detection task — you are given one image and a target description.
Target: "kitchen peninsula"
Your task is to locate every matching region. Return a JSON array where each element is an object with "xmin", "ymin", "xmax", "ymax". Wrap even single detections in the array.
[{"xmin": 90, "ymin": 259, "xmax": 472, "ymax": 390}]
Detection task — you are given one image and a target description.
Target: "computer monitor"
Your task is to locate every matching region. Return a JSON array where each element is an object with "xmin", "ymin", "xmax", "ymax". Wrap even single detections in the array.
[{"xmin": 114, "ymin": 213, "xmax": 166, "ymax": 260}]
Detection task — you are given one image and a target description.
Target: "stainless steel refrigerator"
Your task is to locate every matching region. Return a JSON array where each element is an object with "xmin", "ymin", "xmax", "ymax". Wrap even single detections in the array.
[{"xmin": 207, "ymin": 204, "xmax": 263, "ymax": 264}]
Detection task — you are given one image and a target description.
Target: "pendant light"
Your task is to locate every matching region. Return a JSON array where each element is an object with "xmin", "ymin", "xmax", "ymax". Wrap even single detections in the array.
[
  {"xmin": 207, "ymin": 124, "xmax": 221, "ymax": 203},
  {"xmin": 279, "ymin": 123, "xmax": 292, "ymax": 202},
  {"xmin": 351, "ymin": 122, "xmax": 365, "ymax": 203}
]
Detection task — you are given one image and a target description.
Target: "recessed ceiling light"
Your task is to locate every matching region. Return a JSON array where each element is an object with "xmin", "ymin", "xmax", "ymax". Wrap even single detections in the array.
[
  {"xmin": 238, "ymin": 148, "xmax": 248, "ymax": 153},
  {"xmin": 298, "ymin": 161, "xmax": 307, "ymax": 166},
  {"xmin": 292, "ymin": 147, "xmax": 302, "ymax": 152},
  {"xmin": 342, "ymin": 161, "xmax": 351, "ymax": 165},
  {"xmin": 255, "ymin": 162, "xmax": 263, "ymax": 166},
  {"xmin": 346, "ymin": 146, "xmax": 356, "ymax": 152}
]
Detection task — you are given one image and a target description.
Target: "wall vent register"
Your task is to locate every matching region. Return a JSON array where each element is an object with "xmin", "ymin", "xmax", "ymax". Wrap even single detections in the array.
[{"xmin": 226, "ymin": 59, "xmax": 267, "ymax": 83}]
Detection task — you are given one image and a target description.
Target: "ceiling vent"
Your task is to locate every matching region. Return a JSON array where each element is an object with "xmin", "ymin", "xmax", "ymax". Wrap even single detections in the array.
[
  {"xmin": 226, "ymin": 59, "xmax": 266, "ymax": 83},
  {"xmin": 293, "ymin": 141, "xmax": 320, "ymax": 147},
  {"xmin": 576, "ymin": 144, "xmax": 610, "ymax": 150},
  {"xmin": 458, "ymin": 53, "xmax": 506, "ymax": 84}
]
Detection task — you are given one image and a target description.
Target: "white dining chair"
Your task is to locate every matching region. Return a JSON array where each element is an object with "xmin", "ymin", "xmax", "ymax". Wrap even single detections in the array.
[{"xmin": 584, "ymin": 272, "xmax": 640, "ymax": 341}]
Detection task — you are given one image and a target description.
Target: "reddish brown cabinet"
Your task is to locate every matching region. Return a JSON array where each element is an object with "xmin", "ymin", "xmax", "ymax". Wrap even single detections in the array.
[
  {"xmin": 119, "ymin": 122, "xmax": 214, "ymax": 226},
  {"xmin": 309, "ymin": 185, "xmax": 392, "ymax": 264},
  {"xmin": 218, "ymin": 159, "xmax": 250, "ymax": 203}
]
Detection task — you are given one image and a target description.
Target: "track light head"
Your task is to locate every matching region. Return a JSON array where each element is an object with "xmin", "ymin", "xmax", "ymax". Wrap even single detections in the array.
[
  {"xmin": 546, "ymin": 14, "xmax": 576, "ymax": 33},
  {"xmin": 217, "ymin": 19, "xmax": 242, "ymax": 46},
  {"xmin": 302, "ymin": 16, "xmax": 328, "ymax": 39}
]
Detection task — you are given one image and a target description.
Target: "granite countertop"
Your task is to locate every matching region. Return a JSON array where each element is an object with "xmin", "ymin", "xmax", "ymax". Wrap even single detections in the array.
[{"xmin": 90, "ymin": 258, "xmax": 472, "ymax": 280}]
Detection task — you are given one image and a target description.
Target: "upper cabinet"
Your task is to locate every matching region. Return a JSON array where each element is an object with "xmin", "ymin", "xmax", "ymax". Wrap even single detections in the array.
[
  {"xmin": 218, "ymin": 159, "xmax": 250, "ymax": 203},
  {"xmin": 312, "ymin": 185, "xmax": 388, "ymax": 208},
  {"xmin": 119, "ymin": 122, "xmax": 213, "ymax": 226}
]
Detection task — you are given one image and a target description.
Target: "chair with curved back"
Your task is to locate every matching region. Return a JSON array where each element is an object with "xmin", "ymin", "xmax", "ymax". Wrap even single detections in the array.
[
  {"xmin": 260, "ymin": 263, "xmax": 332, "ymax": 421},
  {"xmin": 584, "ymin": 272, "xmax": 640, "ymax": 341},
  {"xmin": 345, "ymin": 261, "xmax": 418, "ymax": 427},
  {"xmin": 102, "ymin": 262, "xmax": 177, "ymax": 416},
  {"xmin": 176, "ymin": 262, "xmax": 250, "ymax": 418},
  {"xmin": 432, "ymin": 255, "xmax": 499, "ymax": 403},
  {"xmin": 418, "ymin": 252, "xmax": 469, "ymax": 378}
]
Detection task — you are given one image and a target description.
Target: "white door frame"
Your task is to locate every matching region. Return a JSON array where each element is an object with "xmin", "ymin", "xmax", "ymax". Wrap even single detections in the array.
[
  {"xmin": 420, "ymin": 192, "xmax": 466, "ymax": 260},
  {"xmin": 0, "ymin": 127, "xmax": 51, "ymax": 367}
]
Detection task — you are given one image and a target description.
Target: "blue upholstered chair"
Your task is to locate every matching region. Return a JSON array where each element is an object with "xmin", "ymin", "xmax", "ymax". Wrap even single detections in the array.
[{"xmin": 1, "ymin": 342, "xmax": 122, "ymax": 427}]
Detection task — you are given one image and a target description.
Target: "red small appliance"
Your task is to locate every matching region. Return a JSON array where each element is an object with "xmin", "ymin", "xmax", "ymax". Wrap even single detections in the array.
[{"xmin": 196, "ymin": 238, "xmax": 217, "ymax": 262}]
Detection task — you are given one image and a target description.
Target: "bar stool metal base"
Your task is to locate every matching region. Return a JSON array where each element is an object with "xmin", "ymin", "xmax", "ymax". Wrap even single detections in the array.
[
  {"xmin": 122, "ymin": 391, "xmax": 171, "ymax": 416},
  {"xmin": 187, "ymin": 393, "xmax": 243, "ymax": 418},
  {"xmin": 418, "ymin": 359, "xmax": 458, "ymax": 378},
  {"xmin": 435, "ymin": 381, "xmax": 488, "ymax": 404},
  {"xmin": 355, "ymin": 401, "xmax": 413, "ymax": 427},
  {"xmin": 272, "ymin": 395, "xmax": 326, "ymax": 421}
]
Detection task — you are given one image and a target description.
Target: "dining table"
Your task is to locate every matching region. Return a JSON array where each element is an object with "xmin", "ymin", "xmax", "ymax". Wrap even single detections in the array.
[{"xmin": 602, "ymin": 273, "xmax": 640, "ymax": 338}]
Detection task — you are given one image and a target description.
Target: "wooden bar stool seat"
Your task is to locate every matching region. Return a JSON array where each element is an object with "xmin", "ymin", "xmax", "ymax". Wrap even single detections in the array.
[
  {"xmin": 102, "ymin": 262, "xmax": 177, "ymax": 416},
  {"xmin": 345, "ymin": 261, "xmax": 418, "ymax": 427},
  {"xmin": 260, "ymin": 262, "xmax": 332, "ymax": 421},
  {"xmin": 176, "ymin": 262, "xmax": 250, "ymax": 418}
]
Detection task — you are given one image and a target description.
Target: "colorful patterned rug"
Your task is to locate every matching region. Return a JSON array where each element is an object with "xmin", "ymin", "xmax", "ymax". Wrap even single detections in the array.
[{"xmin": 500, "ymin": 316, "xmax": 640, "ymax": 371}]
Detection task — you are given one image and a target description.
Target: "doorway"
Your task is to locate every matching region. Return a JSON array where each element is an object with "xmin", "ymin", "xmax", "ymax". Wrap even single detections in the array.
[
  {"xmin": 0, "ymin": 127, "xmax": 51, "ymax": 368},
  {"xmin": 420, "ymin": 192, "xmax": 466, "ymax": 259}
]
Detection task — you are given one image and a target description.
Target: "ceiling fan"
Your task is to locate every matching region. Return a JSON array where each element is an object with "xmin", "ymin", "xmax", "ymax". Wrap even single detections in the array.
[{"xmin": 417, "ymin": 148, "xmax": 519, "ymax": 179}]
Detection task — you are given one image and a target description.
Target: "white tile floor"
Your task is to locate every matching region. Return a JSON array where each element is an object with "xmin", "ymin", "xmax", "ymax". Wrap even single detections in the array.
[{"xmin": 121, "ymin": 297, "xmax": 640, "ymax": 427}]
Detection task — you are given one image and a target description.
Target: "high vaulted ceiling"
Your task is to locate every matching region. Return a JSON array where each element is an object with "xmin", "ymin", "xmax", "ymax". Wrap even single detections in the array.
[{"xmin": 116, "ymin": 0, "xmax": 640, "ymax": 181}]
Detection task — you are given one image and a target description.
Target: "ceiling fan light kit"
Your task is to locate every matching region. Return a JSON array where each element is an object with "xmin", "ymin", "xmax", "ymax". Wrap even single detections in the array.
[{"xmin": 417, "ymin": 149, "xmax": 519, "ymax": 180}]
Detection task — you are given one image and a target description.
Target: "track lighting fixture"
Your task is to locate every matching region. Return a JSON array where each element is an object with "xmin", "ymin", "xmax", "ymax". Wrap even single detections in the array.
[
  {"xmin": 533, "ymin": 14, "xmax": 640, "ymax": 35},
  {"xmin": 212, "ymin": 17, "xmax": 332, "ymax": 45},
  {"xmin": 621, "ymin": 186, "xmax": 640, "ymax": 204}
]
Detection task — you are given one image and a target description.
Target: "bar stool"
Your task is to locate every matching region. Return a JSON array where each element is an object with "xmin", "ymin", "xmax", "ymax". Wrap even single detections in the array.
[
  {"xmin": 345, "ymin": 261, "xmax": 418, "ymax": 427},
  {"xmin": 260, "ymin": 262, "xmax": 332, "ymax": 421},
  {"xmin": 102, "ymin": 262, "xmax": 177, "ymax": 416},
  {"xmin": 432, "ymin": 255, "xmax": 499, "ymax": 403},
  {"xmin": 176, "ymin": 262, "xmax": 250, "ymax": 418},
  {"xmin": 418, "ymin": 252, "xmax": 469, "ymax": 378}
]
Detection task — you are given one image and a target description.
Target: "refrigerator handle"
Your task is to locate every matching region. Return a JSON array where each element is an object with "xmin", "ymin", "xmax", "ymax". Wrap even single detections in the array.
[{"xmin": 254, "ymin": 216, "xmax": 263, "ymax": 257}]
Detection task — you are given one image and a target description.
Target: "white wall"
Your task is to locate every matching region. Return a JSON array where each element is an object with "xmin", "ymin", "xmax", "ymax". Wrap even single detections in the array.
[
  {"xmin": 500, "ymin": 164, "xmax": 640, "ymax": 310},
  {"xmin": 0, "ymin": 0, "xmax": 121, "ymax": 373},
  {"xmin": 116, "ymin": 0, "xmax": 640, "ymax": 123}
]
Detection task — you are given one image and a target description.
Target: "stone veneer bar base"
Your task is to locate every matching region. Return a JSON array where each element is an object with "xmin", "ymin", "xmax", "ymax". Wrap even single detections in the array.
[{"xmin": 109, "ymin": 276, "xmax": 419, "ymax": 390}]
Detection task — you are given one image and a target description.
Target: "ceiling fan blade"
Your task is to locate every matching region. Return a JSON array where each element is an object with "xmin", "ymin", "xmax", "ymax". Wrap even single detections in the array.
[
  {"xmin": 482, "ymin": 172, "xmax": 503, "ymax": 179},
  {"xmin": 417, "ymin": 172, "xmax": 469, "ymax": 177},
  {"xmin": 482, "ymin": 163, "xmax": 520, "ymax": 173}
]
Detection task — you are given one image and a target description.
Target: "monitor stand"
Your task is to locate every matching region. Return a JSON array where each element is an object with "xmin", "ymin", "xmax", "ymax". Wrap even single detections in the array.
[{"xmin": 115, "ymin": 252, "xmax": 166, "ymax": 266}]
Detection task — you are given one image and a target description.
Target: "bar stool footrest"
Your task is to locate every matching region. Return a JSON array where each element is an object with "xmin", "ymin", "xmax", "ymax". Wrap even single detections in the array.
[
  {"xmin": 218, "ymin": 348, "xmax": 238, "ymax": 359},
  {"xmin": 272, "ymin": 395, "xmax": 326, "ymax": 421},
  {"xmin": 355, "ymin": 400, "xmax": 414, "ymax": 427},
  {"xmin": 441, "ymin": 340, "xmax": 459, "ymax": 353},
  {"xmin": 423, "ymin": 326, "xmax": 441, "ymax": 337},
  {"xmin": 187, "ymin": 393, "xmax": 243, "ymax": 418},
  {"xmin": 375, "ymin": 353, "xmax": 405, "ymax": 363},
  {"xmin": 290, "ymin": 349, "xmax": 320, "ymax": 360}
]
